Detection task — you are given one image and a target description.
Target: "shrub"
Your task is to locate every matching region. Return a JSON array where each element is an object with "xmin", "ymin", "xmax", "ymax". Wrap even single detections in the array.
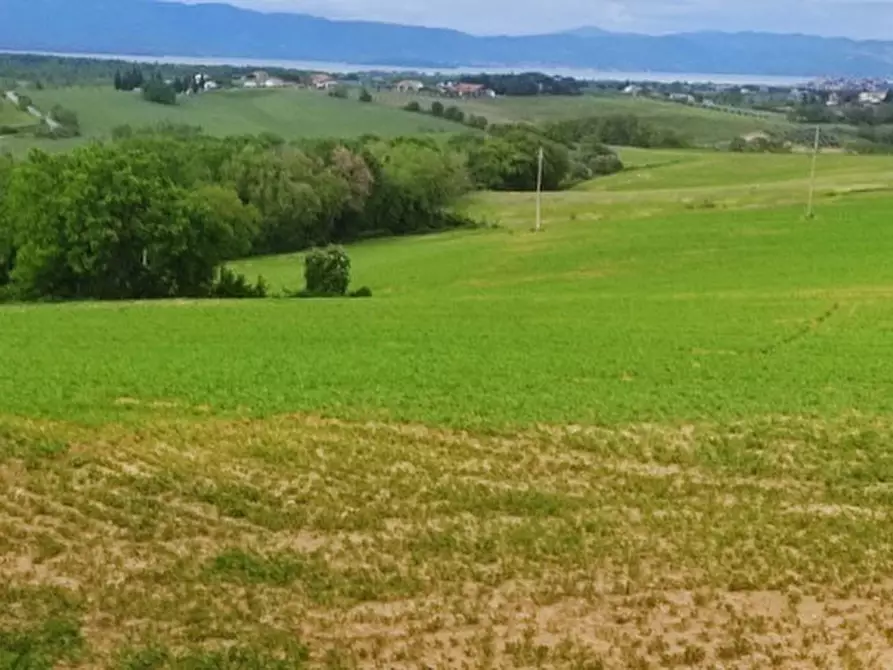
[
  {"xmin": 328, "ymin": 86, "xmax": 349, "ymax": 99},
  {"xmin": 466, "ymin": 114, "xmax": 488, "ymax": 130},
  {"xmin": 142, "ymin": 78, "xmax": 177, "ymax": 105},
  {"xmin": 50, "ymin": 105, "xmax": 80, "ymax": 135},
  {"xmin": 404, "ymin": 101, "xmax": 422, "ymax": 112},
  {"xmin": 210, "ymin": 267, "xmax": 268, "ymax": 299},
  {"xmin": 430, "ymin": 101, "xmax": 445, "ymax": 117},
  {"xmin": 349, "ymin": 286, "xmax": 372, "ymax": 298},
  {"xmin": 359, "ymin": 88, "xmax": 373, "ymax": 103},
  {"xmin": 304, "ymin": 246, "xmax": 351, "ymax": 296},
  {"xmin": 444, "ymin": 106, "xmax": 465, "ymax": 123},
  {"xmin": 587, "ymin": 153, "xmax": 624, "ymax": 176}
]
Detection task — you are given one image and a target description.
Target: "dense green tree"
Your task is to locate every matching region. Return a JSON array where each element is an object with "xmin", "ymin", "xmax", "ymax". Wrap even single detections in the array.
[
  {"xmin": 222, "ymin": 146, "xmax": 329, "ymax": 253},
  {"xmin": 444, "ymin": 106, "xmax": 465, "ymax": 123},
  {"xmin": 0, "ymin": 154, "xmax": 15, "ymax": 288},
  {"xmin": 543, "ymin": 115, "xmax": 688, "ymax": 149},
  {"xmin": 142, "ymin": 76, "xmax": 177, "ymax": 105},
  {"xmin": 363, "ymin": 137, "xmax": 470, "ymax": 234},
  {"xmin": 2, "ymin": 145, "xmax": 243, "ymax": 300},
  {"xmin": 466, "ymin": 114, "xmax": 488, "ymax": 130},
  {"xmin": 459, "ymin": 127, "xmax": 570, "ymax": 191},
  {"xmin": 578, "ymin": 138, "xmax": 624, "ymax": 176}
]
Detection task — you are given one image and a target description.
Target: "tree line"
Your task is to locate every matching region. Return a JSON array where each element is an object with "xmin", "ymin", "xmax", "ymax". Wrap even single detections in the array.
[
  {"xmin": 457, "ymin": 73, "xmax": 585, "ymax": 97},
  {"xmin": 0, "ymin": 110, "xmax": 678, "ymax": 301}
]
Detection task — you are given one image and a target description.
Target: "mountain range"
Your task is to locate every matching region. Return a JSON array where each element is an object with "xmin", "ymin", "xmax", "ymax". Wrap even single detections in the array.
[{"xmin": 2, "ymin": 0, "xmax": 893, "ymax": 78}]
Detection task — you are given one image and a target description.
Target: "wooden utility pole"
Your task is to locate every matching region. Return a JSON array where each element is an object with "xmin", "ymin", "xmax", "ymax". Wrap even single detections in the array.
[
  {"xmin": 806, "ymin": 126, "xmax": 821, "ymax": 219},
  {"xmin": 535, "ymin": 146, "xmax": 544, "ymax": 232}
]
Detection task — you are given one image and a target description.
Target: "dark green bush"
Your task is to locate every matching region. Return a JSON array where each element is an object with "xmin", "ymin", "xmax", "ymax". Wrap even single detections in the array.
[
  {"xmin": 404, "ymin": 101, "xmax": 422, "ymax": 112},
  {"xmin": 444, "ymin": 106, "xmax": 465, "ymax": 123},
  {"xmin": 304, "ymin": 246, "xmax": 351, "ymax": 296},
  {"xmin": 349, "ymin": 286, "xmax": 372, "ymax": 298},
  {"xmin": 358, "ymin": 88, "xmax": 373, "ymax": 103},
  {"xmin": 210, "ymin": 268, "xmax": 268, "ymax": 299},
  {"xmin": 466, "ymin": 114, "xmax": 488, "ymax": 130},
  {"xmin": 142, "ymin": 77, "xmax": 177, "ymax": 105}
]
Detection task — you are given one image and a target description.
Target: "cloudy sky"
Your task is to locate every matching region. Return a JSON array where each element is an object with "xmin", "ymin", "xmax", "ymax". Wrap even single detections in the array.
[{"xmin": 213, "ymin": 0, "xmax": 893, "ymax": 39}]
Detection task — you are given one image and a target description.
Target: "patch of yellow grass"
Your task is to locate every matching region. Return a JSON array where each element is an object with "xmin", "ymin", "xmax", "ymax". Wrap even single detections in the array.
[{"xmin": 3, "ymin": 414, "xmax": 893, "ymax": 666}]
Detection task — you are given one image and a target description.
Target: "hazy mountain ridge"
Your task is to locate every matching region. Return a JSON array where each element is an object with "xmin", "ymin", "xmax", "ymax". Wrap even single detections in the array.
[{"xmin": 1, "ymin": 0, "xmax": 892, "ymax": 77}]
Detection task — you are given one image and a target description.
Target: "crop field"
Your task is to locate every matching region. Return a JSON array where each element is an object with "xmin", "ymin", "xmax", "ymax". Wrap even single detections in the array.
[
  {"xmin": 2, "ymin": 86, "xmax": 463, "ymax": 152},
  {"xmin": 4, "ymin": 150, "xmax": 893, "ymax": 667},
  {"xmin": 378, "ymin": 91, "xmax": 795, "ymax": 145}
]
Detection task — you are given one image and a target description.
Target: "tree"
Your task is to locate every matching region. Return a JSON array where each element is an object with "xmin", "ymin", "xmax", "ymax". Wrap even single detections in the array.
[
  {"xmin": 304, "ymin": 246, "xmax": 350, "ymax": 296},
  {"xmin": 1, "ymin": 145, "xmax": 246, "ymax": 300},
  {"xmin": 0, "ymin": 154, "xmax": 15, "ymax": 290},
  {"xmin": 185, "ymin": 184, "xmax": 260, "ymax": 260},
  {"xmin": 444, "ymin": 106, "xmax": 465, "ymax": 123},
  {"xmin": 363, "ymin": 138, "xmax": 470, "ymax": 234},
  {"xmin": 466, "ymin": 114, "xmax": 488, "ymax": 130},
  {"xmin": 142, "ymin": 76, "xmax": 177, "ymax": 105},
  {"xmin": 458, "ymin": 128, "xmax": 570, "ymax": 191},
  {"xmin": 15, "ymin": 94, "xmax": 32, "ymax": 112},
  {"xmin": 430, "ymin": 101, "xmax": 445, "ymax": 117},
  {"xmin": 221, "ymin": 145, "xmax": 348, "ymax": 254},
  {"xmin": 49, "ymin": 105, "xmax": 81, "ymax": 136},
  {"xmin": 578, "ymin": 138, "xmax": 623, "ymax": 176},
  {"xmin": 117, "ymin": 66, "xmax": 145, "ymax": 92},
  {"xmin": 358, "ymin": 88, "xmax": 373, "ymax": 103}
]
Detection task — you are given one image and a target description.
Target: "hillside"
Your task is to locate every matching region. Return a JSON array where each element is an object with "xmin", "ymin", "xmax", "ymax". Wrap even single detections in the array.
[
  {"xmin": 7, "ymin": 86, "xmax": 463, "ymax": 148},
  {"xmin": 383, "ymin": 92, "xmax": 796, "ymax": 146},
  {"xmin": 2, "ymin": 0, "xmax": 893, "ymax": 76},
  {"xmin": 4, "ymin": 151, "xmax": 893, "ymax": 666},
  {"xmin": 0, "ymin": 97, "xmax": 33, "ymax": 128}
]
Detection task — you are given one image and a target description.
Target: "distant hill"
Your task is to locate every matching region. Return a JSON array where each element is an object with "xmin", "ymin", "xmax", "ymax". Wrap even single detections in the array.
[{"xmin": 2, "ymin": 0, "xmax": 893, "ymax": 78}]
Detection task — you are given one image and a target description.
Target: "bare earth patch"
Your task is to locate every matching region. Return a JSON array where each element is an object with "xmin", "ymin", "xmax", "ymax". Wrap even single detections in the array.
[{"xmin": 3, "ymin": 413, "xmax": 893, "ymax": 667}]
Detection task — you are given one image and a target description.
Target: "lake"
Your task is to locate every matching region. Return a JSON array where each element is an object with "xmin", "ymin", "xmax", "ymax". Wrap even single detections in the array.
[{"xmin": 0, "ymin": 49, "xmax": 811, "ymax": 86}]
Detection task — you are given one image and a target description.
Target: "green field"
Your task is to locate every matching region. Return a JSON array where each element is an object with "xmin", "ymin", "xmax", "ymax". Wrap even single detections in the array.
[
  {"xmin": 4, "ymin": 150, "xmax": 893, "ymax": 667},
  {"xmin": 0, "ymin": 98, "xmax": 33, "ymax": 127},
  {"xmin": 380, "ymin": 91, "xmax": 796, "ymax": 145},
  {"xmin": 3, "ymin": 86, "xmax": 463, "ymax": 151}
]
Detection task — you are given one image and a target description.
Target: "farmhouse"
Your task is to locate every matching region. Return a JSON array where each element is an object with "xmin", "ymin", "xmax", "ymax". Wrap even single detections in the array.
[
  {"xmin": 440, "ymin": 82, "xmax": 496, "ymax": 98},
  {"xmin": 395, "ymin": 79, "xmax": 425, "ymax": 93},
  {"xmin": 858, "ymin": 91, "xmax": 888, "ymax": 105},
  {"xmin": 311, "ymin": 73, "xmax": 336, "ymax": 89}
]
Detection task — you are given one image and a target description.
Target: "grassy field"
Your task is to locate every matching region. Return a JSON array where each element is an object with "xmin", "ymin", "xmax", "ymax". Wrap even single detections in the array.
[
  {"xmin": 4, "ymin": 150, "xmax": 893, "ymax": 667},
  {"xmin": 0, "ymin": 98, "xmax": 34, "ymax": 132},
  {"xmin": 1, "ymin": 86, "xmax": 463, "ymax": 152},
  {"xmin": 379, "ymin": 91, "xmax": 796, "ymax": 145}
]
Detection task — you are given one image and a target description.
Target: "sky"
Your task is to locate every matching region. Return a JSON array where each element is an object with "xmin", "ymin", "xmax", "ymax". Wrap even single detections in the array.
[{"xmin": 212, "ymin": 0, "xmax": 893, "ymax": 39}]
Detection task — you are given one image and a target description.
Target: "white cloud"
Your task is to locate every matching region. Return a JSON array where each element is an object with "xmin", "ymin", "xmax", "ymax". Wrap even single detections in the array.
[{"xmin": 207, "ymin": 0, "xmax": 893, "ymax": 39}]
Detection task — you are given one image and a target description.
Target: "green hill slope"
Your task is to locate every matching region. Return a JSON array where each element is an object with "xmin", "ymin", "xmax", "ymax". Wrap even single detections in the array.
[
  {"xmin": 0, "ymin": 97, "xmax": 33, "ymax": 128},
  {"xmin": 19, "ymin": 86, "xmax": 464, "ymax": 142},
  {"xmin": 2, "ymin": 151, "xmax": 892, "ymax": 426},
  {"xmin": 379, "ymin": 92, "xmax": 795, "ymax": 145},
  {"xmin": 4, "ymin": 150, "xmax": 893, "ymax": 667}
]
